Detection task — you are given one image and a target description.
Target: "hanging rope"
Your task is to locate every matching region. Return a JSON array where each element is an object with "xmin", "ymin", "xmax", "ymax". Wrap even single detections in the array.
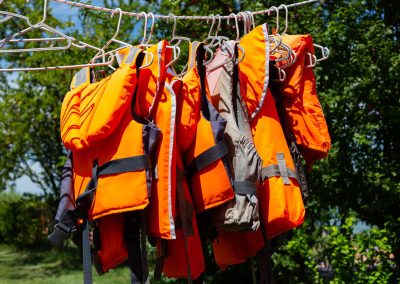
[{"xmin": 48, "ymin": 0, "xmax": 319, "ymax": 20}]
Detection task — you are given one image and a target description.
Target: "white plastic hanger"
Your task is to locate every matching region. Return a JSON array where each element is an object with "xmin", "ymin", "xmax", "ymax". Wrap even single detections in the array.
[
  {"xmin": 133, "ymin": 12, "xmax": 180, "ymax": 69},
  {"xmin": 168, "ymin": 13, "xmax": 191, "ymax": 46},
  {"xmin": 91, "ymin": 11, "xmax": 155, "ymax": 70},
  {"xmin": 0, "ymin": 1, "xmax": 115, "ymax": 71},
  {"xmin": 0, "ymin": 0, "xmax": 76, "ymax": 52}
]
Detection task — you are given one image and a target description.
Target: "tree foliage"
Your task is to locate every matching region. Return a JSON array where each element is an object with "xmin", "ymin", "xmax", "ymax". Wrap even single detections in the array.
[{"xmin": 0, "ymin": 0, "xmax": 399, "ymax": 282}]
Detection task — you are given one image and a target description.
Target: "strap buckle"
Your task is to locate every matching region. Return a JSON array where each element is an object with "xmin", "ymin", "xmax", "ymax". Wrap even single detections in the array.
[{"xmin": 276, "ymin": 152, "xmax": 290, "ymax": 185}]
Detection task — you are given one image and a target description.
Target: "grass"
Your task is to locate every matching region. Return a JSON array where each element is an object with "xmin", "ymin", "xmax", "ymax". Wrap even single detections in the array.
[
  {"xmin": 0, "ymin": 243, "xmax": 252, "ymax": 283},
  {"xmin": 0, "ymin": 244, "xmax": 132, "ymax": 284}
]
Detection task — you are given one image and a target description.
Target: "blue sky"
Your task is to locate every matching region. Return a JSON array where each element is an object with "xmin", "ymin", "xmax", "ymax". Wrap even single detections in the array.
[{"xmin": 49, "ymin": 0, "xmax": 106, "ymax": 23}]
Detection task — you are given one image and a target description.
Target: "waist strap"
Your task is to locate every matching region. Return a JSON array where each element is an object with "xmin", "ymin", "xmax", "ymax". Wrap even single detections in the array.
[
  {"xmin": 48, "ymin": 154, "xmax": 151, "ymax": 246},
  {"xmin": 187, "ymin": 140, "xmax": 228, "ymax": 175}
]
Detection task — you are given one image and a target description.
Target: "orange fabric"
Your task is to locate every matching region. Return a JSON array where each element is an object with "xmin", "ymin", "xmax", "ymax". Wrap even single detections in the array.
[
  {"xmin": 179, "ymin": 42, "xmax": 234, "ymax": 212},
  {"xmin": 238, "ymin": 24, "xmax": 270, "ymax": 121},
  {"xmin": 94, "ymin": 214, "xmax": 128, "ymax": 274},
  {"xmin": 61, "ymin": 59, "xmax": 138, "ymax": 151},
  {"xmin": 60, "ymin": 48, "xmax": 151, "ymax": 220},
  {"xmin": 137, "ymin": 41, "xmax": 177, "ymax": 240},
  {"xmin": 239, "ymin": 24, "xmax": 305, "ymax": 239},
  {"xmin": 279, "ymin": 34, "xmax": 331, "ymax": 168},
  {"xmin": 252, "ymin": 92, "xmax": 305, "ymax": 238},
  {"xmin": 162, "ymin": 155, "xmax": 205, "ymax": 279},
  {"xmin": 212, "ymin": 229, "xmax": 264, "ymax": 270}
]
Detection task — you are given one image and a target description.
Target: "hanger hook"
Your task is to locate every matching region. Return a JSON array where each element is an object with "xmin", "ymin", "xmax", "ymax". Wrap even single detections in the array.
[
  {"xmin": 146, "ymin": 12, "xmax": 155, "ymax": 44},
  {"xmin": 214, "ymin": 14, "xmax": 221, "ymax": 37},
  {"xmin": 110, "ymin": 8, "xmax": 123, "ymax": 42},
  {"xmin": 207, "ymin": 14, "xmax": 216, "ymax": 38},
  {"xmin": 168, "ymin": 13, "xmax": 177, "ymax": 39},
  {"xmin": 268, "ymin": 6, "xmax": 280, "ymax": 34},
  {"xmin": 278, "ymin": 4, "xmax": 288, "ymax": 34},
  {"xmin": 136, "ymin": 12, "xmax": 148, "ymax": 45},
  {"xmin": 227, "ymin": 13, "xmax": 239, "ymax": 41},
  {"xmin": 237, "ymin": 12, "xmax": 248, "ymax": 35},
  {"xmin": 26, "ymin": 0, "xmax": 48, "ymax": 28},
  {"xmin": 245, "ymin": 11, "xmax": 255, "ymax": 30}
]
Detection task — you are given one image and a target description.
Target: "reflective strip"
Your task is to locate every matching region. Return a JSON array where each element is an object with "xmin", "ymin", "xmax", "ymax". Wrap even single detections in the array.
[
  {"xmin": 124, "ymin": 47, "xmax": 141, "ymax": 65},
  {"xmin": 187, "ymin": 140, "xmax": 229, "ymax": 175},
  {"xmin": 72, "ymin": 67, "xmax": 89, "ymax": 89},
  {"xmin": 233, "ymin": 180, "xmax": 257, "ymax": 195},
  {"xmin": 261, "ymin": 165, "xmax": 299, "ymax": 184},
  {"xmin": 250, "ymin": 23, "xmax": 270, "ymax": 121},
  {"xmin": 165, "ymin": 82, "xmax": 177, "ymax": 239},
  {"xmin": 189, "ymin": 41, "xmax": 200, "ymax": 70}
]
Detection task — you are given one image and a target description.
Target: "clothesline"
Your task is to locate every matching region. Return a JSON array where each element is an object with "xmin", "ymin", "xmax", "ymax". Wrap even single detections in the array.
[{"xmin": 49, "ymin": 0, "xmax": 319, "ymax": 20}]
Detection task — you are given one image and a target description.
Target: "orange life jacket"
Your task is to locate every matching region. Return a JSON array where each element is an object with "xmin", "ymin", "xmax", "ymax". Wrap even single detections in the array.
[
  {"xmin": 53, "ymin": 47, "xmax": 161, "ymax": 277},
  {"xmin": 178, "ymin": 41, "xmax": 234, "ymax": 212},
  {"xmin": 239, "ymin": 24, "xmax": 305, "ymax": 239},
  {"xmin": 206, "ymin": 40, "xmax": 264, "ymax": 268},
  {"xmin": 60, "ymin": 47, "xmax": 159, "ymax": 220},
  {"xmin": 132, "ymin": 41, "xmax": 178, "ymax": 240},
  {"xmin": 161, "ymin": 41, "xmax": 233, "ymax": 280},
  {"xmin": 278, "ymin": 34, "xmax": 331, "ymax": 169},
  {"xmin": 161, "ymin": 154, "xmax": 205, "ymax": 280}
]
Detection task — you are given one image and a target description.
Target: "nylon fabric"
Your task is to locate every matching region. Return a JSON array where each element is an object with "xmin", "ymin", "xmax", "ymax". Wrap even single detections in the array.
[
  {"xmin": 92, "ymin": 214, "xmax": 128, "ymax": 274},
  {"xmin": 56, "ymin": 47, "xmax": 162, "ymax": 278},
  {"xmin": 178, "ymin": 41, "xmax": 234, "ymax": 213},
  {"xmin": 139, "ymin": 41, "xmax": 178, "ymax": 240},
  {"xmin": 160, "ymin": 44, "xmax": 207, "ymax": 280},
  {"xmin": 162, "ymin": 158, "xmax": 205, "ymax": 280},
  {"xmin": 276, "ymin": 34, "xmax": 331, "ymax": 169},
  {"xmin": 212, "ymin": 229, "xmax": 264, "ymax": 270},
  {"xmin": 61, "ymin": 48, "xmax": 143, "ymax": 151},
  {"xmin": 206, "ymin": 40, "xmax": 262, "ymax": 232},
  {"xmin": 239, "ymin": 24, "xmax": 305, "ymax": 239}
]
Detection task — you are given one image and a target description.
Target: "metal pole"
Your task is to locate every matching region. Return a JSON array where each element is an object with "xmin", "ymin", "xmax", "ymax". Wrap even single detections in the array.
[{"xmin": 48, "ymin": 0, "xmax": 319, "ymax": 20}]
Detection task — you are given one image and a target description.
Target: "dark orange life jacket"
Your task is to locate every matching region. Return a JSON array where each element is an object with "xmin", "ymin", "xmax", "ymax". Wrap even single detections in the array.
[
  {"xmin": 162, "ymin": 41, "xmax": 234, "ymax": 280},
  {"xmin": 133, "ymin": 41, "xmax": 178, "ymax": 240},
  {"xmin": 278, "ymin": 34, "xmax": 331, "ymax": 169}
]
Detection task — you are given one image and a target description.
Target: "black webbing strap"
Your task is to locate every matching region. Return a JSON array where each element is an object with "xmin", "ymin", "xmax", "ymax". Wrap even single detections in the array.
[
  {"xmin": 154, "ymin": 240, "xmax": 167, "ymax": 280},
  {"xmin": 249, "ymin": 257, "xmax": 257, "ymax": 284},
  {"xmin": 126, "ymin": 211, "xmax": 149, "ymax": 284},
  {"xmin": 233, "ymin": 180, "xmax": 258, "ymax": 195},
  {"xmin": 258, "ymin": 220, "xmax": 275, "ymax": 284},
  {"xmin": 96, "ymin": 155, "xmax": 151, "ymax": 176},
  {"xmin": 140, "ymin": 212, "xmax": 149, "ymax": 284},
  {"xmin": 261, "ymin": 165, "xmax": 299, "ymax": 183},
  {"xmin": 187, "ymin": 141, "xmax": 228, "ymax": 175},
  {"xmin": 176, "ymin": 168, "xmax": 193, "ymax": 284},
  {"xmin": 82, "ymin": 220, "xmax": 93, "ymax": 284},
  {"xmin": 48, "ymin": 154, "xmax": 151, "ymax": 247}
]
